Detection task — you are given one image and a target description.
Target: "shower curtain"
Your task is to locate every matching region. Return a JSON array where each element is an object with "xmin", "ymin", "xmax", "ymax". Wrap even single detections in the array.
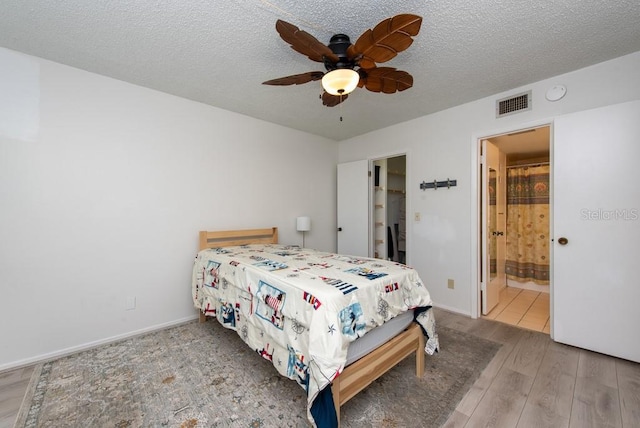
[{"xmin": 505, "ymin": 165, "xmax": 550, "ymax": 285}]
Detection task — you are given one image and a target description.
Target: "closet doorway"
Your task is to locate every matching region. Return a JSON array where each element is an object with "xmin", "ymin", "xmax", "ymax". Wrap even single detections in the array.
[
  {"xmin": 479, "ymin": 126, "xmax": 551, "ymax": 334},
  {"xmin": 372, "ymin": 155, "xmax": 407, "ymax": 263}
]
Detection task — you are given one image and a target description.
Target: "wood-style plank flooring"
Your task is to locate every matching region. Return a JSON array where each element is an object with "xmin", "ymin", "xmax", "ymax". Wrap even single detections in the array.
[
  {"xmin": 1, "ymin": 308, "xmax": 638, "ymax": 427},
  {"xmin": 0, "ymin": 365, "xmax": 33, "ymax": 428},
  {"xmin": 438, "ymin": 308, "xmax": 640, "ymax": 428}
]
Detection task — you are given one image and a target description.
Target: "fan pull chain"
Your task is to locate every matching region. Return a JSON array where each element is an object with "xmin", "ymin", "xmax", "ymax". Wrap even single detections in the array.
[{"xmin": 339, "ymin": 94, "xmax": 344, "ymax": 122}]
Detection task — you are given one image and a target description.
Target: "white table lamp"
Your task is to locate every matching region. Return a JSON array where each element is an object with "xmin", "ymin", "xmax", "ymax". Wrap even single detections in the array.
[{"xmin": 296, "ymin": 216, "xmax": 311, "ymax": 247}]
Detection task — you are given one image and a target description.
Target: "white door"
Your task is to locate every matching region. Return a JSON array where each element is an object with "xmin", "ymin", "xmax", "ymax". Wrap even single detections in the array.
[
  {"xmin": 481, "ymin": 140, "xmax": 506, "ymax": 314},
  {"xmin": 554, "ymin": 100, "xmax": 640, "ymax": 363},
  {"xmin": 337, "ymin": 160, "xmax": 370, "ymax": 257}
]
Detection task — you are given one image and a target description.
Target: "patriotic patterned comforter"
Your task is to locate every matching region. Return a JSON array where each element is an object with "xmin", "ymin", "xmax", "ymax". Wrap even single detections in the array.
[{"xmin": 192, "ymin": 244, "xmax": 438, "ymax": 427}]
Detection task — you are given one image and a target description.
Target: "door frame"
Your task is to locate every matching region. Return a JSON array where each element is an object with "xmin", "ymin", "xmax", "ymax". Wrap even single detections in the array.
[
  {"xmin": 469, "ymin": 120, "xmax": 554, "ymax": 337},
  {"xmin": 369, "ymin": 150, "xmax": 410, "ymax": 264}
]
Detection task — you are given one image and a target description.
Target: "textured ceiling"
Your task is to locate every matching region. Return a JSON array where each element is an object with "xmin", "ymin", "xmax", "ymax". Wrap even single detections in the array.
[{"xmin": 1, "ymin": 0, "xmax": 639, "ymax": 141}]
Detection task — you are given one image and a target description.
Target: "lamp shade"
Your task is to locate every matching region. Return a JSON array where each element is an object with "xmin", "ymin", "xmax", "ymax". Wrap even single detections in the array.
[
  {"xmin": 322, "ymin": 69, "xmax": 359, "ymax": 96},
  {"xmin": 296, "ymin": 216, "xmax": 311, "ymax": 232}
]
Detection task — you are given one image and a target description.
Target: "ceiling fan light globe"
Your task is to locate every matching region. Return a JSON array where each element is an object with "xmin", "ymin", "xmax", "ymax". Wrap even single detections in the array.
[{"xmin": 322, "ymin": 69, "xmax": 359, "ymax": 96}]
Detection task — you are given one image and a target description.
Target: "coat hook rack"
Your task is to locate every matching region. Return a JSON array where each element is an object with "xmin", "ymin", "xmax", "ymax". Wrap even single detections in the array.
[{"xmin": 420, "ymin": 178, "xmax": 457, "ymax": 190}]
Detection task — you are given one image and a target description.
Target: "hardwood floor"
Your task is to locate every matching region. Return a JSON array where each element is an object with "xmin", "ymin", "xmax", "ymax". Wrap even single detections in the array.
[
  {"xmin": 1, "ymin": 308, "xmax": 638, "ymax": 427},
  {"xmin": 0, "ymin": 366, "xmax": 33, "ymax": 428},
  {"xmin": 437, "ymin": 308, "xmax": 640, "ymax": 428}
]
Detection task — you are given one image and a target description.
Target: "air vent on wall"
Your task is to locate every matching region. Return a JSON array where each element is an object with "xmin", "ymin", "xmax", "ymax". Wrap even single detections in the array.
[{"xmin": 496, "ymin": 90, "xmax": 531, "ymax": 118}]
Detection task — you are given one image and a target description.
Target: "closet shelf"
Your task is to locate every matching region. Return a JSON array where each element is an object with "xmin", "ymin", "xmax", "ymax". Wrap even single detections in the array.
[{"xmin": 388, "ymin": 189, "xmax": 405, "ymax": 194}]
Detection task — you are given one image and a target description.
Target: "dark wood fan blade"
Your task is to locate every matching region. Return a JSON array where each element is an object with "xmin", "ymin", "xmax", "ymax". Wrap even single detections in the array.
[
  {"xmin": 276, "ymin": 20, "xmax": 339, "ymax": 63},
  {"xmin": 360, "ymin": 67, "xmax": 413, "ymax": 94},
  {"xmin": 352, "ymin": 14, "xmax": 422, "ymax": 69},
  {"xmin": 263, "ymin": 71, "xmax": 325, "ymax": 86},
  {"xmin": 321, "ymin": 91, "xmax": 348, "ymax": 107}
]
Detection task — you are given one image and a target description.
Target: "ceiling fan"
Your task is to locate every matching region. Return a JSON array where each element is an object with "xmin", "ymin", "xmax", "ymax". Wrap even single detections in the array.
[{"xmin": 262, "ymin": 14, "xmax": 423, "ymax": 107}]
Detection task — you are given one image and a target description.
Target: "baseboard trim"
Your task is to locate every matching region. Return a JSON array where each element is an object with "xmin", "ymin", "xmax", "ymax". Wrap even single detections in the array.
[
  {"xmin": 433, "ymin": 303, "xmax": 472, "ymax": 318},
  {"xmin": 2, "ymin": 304, "xmax": 475, "ymax": 372},
  {"xmin": 0, "ymin": 315, "xmax": 199, "ymax": 373}
]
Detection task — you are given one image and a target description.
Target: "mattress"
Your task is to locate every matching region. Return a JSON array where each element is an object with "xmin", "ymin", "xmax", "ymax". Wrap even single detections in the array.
[{"xmin": 345, "ymin": 309, "xmax": 414, "ymax": 365}]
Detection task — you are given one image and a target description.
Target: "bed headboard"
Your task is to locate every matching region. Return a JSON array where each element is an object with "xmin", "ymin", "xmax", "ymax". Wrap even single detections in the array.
[{"xmin": 198, "ymin": 227, "xmax": 278, "ymax": 250}]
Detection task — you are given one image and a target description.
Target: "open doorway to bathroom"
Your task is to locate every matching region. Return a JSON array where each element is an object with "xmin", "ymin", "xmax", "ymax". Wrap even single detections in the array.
[{"xmin": 479, "ymin": 126, "xmax": 551, "ymax": 334}]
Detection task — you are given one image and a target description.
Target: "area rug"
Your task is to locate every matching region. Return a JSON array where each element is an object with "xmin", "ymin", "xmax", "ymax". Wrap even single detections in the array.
[{"xmin": 15, "ymin": 321, "xmax": 501, "ymax": 428}]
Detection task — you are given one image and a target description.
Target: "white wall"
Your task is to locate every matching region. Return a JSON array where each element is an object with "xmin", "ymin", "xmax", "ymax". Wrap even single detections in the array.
[
  {"xmin": 339, "ymin": 51, "xmax": 640, "ymax": 316},
  {"xmin": 3, "ymin": 47, "xmax": 639, "ymax": 370},
  {"xmin": 0, "ymin": 48, "xmax": 338, "ymax": 370}
]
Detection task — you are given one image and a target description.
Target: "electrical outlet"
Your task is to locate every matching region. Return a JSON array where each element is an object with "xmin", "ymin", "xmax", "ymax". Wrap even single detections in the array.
[
  {"xmin": 414, "ymin": 212, "xmax": 421, "ymax": 222},
  {"xmin": 126, "ymin": 296, "xmax": 136, "ymax": 311},
  {"xmin": 447, "ymin": 279, "xmax": 455, "ymax": 289}
]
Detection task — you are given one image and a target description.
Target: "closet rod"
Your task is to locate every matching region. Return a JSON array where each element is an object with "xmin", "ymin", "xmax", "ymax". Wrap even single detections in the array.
[{"xmin": 506, "ymin": 161, "xmax": 550, "ymax": 169}]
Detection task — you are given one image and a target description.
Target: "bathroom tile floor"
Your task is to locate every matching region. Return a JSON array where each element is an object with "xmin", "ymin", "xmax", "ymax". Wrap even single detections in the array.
[{"xmin": 485, "ymin": 286, "xmax": 550, "ymax": 334}]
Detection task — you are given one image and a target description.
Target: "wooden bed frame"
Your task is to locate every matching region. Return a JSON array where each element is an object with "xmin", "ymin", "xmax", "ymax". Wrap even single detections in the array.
[{"xmin": 197, "ymin": 227, "xmax": 425, "ymax": 424}]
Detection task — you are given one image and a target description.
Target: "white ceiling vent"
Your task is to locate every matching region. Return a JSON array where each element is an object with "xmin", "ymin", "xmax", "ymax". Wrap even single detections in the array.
[{"xmin": 496, "ymin": 91, "xmax": 532, "ymax": 118}]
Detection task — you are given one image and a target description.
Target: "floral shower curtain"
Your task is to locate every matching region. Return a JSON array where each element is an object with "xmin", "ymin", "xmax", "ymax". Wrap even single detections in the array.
[{"xmin": 505, "ymin": 165, "xmax": 550, "ymax": 285}]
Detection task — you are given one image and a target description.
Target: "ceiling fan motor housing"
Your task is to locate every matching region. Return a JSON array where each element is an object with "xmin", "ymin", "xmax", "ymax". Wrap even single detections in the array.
[{"xmin": 325, "ymin": 34, "xmax": 356, "ymax": 71}]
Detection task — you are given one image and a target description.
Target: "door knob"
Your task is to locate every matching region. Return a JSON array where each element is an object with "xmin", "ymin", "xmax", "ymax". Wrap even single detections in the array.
[
  {"xmin": 338, "ymin": 227, "xmax": 343, "ymax": 232},
  {"xmin": 558, "ymin": 237, "xmax": 568, "ymax": 245}
]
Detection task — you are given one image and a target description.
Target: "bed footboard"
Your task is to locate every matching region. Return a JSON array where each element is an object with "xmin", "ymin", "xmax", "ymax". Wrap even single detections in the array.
[{"xmin": 331, "ymin": 322, "xmax": 425, "ymax": 423}]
